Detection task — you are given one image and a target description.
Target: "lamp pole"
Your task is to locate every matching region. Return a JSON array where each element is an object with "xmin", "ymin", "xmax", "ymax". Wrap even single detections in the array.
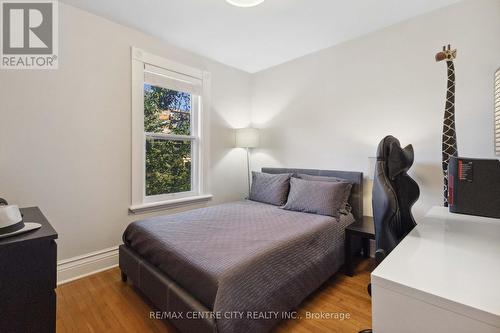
[
  {"xmin": 235, "ymin": 127, "xmax": 259, "ymax": 198},
  {"xmin": 246, "ymin": 147, "xmax": 251, "ymax": 196}
]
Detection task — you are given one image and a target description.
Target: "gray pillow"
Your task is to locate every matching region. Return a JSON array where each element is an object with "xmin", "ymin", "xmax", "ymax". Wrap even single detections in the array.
[
  {"xmin": 283, "ymin": 177, "xmax": 352, "ymax": 218},
  {"xmin": 249, "ymin": 172, "xmax": 292, "ymax": 206},
  {"xmin": 296, "ymin": 173, "xmax": 353, "ymax": 214}
]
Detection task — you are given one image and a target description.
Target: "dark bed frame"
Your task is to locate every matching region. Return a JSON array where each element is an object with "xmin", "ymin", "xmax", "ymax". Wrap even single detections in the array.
[{"xmin": 119, "ymin": 168, "xmax": 363, "ymax": 333}]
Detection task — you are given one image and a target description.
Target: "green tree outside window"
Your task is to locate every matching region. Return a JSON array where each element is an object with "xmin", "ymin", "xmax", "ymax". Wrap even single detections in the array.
[{"xmin": 144, "ymin": 84, "xmax": 193, "ymax": 196}]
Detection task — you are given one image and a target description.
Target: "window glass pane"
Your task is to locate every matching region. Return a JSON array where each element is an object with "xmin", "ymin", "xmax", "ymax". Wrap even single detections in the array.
[
  {"xmin": 144, "ymin": 84, "xmax": 191, "ymax": 135},
  {"xmin": 145, "ymin": 138, "xmax": 192, "ymax": 196}
]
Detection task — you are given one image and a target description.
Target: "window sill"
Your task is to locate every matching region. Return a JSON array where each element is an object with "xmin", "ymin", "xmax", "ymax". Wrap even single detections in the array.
[{"xmin": 129, "ymin": 194, "xmax": 213, "ymax": 214}]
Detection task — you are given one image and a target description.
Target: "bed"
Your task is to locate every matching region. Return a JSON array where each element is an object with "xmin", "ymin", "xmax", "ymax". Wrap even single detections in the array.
[{"xmin": 119, "ymin": 168, "xmax": 363, "ymax": 333}]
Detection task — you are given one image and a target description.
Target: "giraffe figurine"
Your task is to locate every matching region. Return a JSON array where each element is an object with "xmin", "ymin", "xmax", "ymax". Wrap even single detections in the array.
[{"xmin": 435, "ymin": 44, "xmax": 458, "ymax": 207}]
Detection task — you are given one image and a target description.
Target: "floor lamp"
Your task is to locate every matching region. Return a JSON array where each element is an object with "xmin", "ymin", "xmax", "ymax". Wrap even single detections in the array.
[{"xmin": 235, "ymin": 127, "xmax": 259, "ymax": 196}]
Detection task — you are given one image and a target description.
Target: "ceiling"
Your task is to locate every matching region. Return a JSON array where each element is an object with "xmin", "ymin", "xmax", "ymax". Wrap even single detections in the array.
[{"xmin": 61, "ymin": 0, "xmax": 461, "ymax": 73}]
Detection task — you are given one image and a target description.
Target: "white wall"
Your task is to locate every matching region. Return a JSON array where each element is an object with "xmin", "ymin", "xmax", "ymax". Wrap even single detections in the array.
[
  {"xmin": 250, "ymin": 0, "xmax": 500, "ymax": 218},
  {"xmin": 0, "ymin": 4, "xmax": 252, "ymax": 260}
]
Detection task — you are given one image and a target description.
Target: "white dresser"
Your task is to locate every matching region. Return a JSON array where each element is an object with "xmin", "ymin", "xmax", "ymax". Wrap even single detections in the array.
[{"xmin": 371, "ymin": 207, "xmax": 500, "ymax": 333}]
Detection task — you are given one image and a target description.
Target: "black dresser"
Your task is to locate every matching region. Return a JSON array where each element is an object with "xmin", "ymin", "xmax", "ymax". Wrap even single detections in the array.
[{"xmin": 0, "ymin": 207, "xmax": 58, "ymax": 333}]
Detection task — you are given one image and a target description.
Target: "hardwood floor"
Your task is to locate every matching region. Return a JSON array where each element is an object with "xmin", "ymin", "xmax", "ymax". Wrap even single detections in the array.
[{"xmin": 56, "ymin": 259, "xmax": 373, "ymax": 333}]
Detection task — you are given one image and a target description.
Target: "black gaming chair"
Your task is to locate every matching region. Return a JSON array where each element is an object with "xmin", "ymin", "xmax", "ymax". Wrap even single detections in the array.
[
  {"xmin": 360, "ymin": 135, "xmax": 420, "ymax": 333},
  {"xmin": 372, "ymin": 135, "xmax": 420, "ymax": 264}
]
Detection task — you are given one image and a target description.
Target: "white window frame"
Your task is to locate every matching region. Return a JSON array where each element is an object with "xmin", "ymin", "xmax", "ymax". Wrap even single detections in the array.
[
  {"xmin": 495, "ymin": 67, "xmax": 500, "ymax": 155},
  {"xmin": 130, "ymin": 47, "xmax": 212, "ymax": 213}
]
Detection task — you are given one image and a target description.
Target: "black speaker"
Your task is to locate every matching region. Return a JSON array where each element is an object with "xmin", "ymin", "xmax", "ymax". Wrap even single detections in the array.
[{"xmin": 448, "ymin": 157, "xmax": 500, "ymax": 218}]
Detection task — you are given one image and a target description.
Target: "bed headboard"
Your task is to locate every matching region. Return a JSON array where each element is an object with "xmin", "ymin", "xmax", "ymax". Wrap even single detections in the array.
[{"xmin": 261, "ymin": 167, "xmax": 364, "ymax": 221}]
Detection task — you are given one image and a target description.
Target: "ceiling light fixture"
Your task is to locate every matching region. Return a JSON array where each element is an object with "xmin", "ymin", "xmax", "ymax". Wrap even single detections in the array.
[{"xmin": 226, "ymin": 0, "xmax": 265, "ymax": 8}]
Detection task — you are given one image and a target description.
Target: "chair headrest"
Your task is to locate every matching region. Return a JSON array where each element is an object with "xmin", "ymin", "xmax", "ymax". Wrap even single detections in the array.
[{"xmin": 376, "ymin": 135, "xmax": 415, "ymax": 179}]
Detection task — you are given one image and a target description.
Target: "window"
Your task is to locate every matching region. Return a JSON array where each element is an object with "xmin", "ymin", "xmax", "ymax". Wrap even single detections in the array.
[{"xmin": 131, "ymin": 48, "xmax": 211, "ymax": 212}]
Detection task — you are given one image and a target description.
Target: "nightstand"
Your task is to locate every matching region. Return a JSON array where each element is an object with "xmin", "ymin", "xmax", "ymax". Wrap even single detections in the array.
[
  {"xmin": 0, "ymin": 207, "xmax": 58, "ymax": 333},
  {"xmin": 344, "ymin": 215, "xmax": 375, "ymax": 277}
]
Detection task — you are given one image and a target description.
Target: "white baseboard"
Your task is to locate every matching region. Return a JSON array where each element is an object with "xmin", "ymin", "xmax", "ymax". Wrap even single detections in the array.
[{"xmin": 57, "ymin": 246, "xmax": 119, "ymax": 285}]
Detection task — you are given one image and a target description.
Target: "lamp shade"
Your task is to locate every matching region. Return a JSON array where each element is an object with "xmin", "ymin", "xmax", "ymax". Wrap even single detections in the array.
[{"xmin": 235, "ymin": 127, "xmax": 259, "ymax": 148}]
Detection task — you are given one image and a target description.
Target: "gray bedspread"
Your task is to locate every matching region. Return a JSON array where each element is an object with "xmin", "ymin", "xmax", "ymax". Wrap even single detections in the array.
[{"xmin": 123, "ymin": 200, "xmax": 354, "ymax": 333}]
